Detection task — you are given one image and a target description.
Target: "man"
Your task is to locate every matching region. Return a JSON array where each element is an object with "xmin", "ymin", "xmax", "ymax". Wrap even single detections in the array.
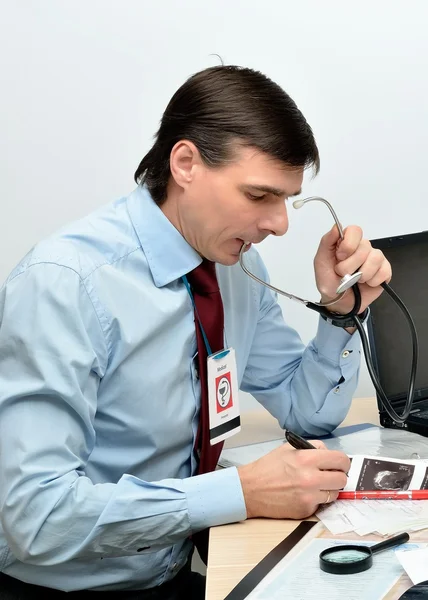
[{"xmin": 0, "ymin": 65, "xmax": 391, "ymax": 598}]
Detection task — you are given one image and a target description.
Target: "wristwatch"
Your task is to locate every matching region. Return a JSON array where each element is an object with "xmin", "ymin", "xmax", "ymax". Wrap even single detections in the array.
[{"xmin": 320, "ymin": 308, "xmax": 368, "ymax": 328}]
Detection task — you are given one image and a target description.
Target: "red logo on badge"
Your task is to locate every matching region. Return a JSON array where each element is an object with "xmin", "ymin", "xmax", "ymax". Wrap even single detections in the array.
[{"xmin": 215, "ymin": 372, "xmax": 233, "ymax": 413}]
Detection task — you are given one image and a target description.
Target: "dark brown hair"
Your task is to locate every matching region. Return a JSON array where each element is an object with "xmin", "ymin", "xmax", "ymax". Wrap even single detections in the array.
[{"xmin": 135, "ymin": 65, "xmax": 319, "ymax": 205}]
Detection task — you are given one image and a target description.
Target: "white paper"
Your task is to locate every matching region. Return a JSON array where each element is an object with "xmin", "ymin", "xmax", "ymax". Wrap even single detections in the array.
[
  {"xmin": 317, "ymin": 498, "xmax": 428, "ymax": 537},
  {"xmin": 248, "ymin": 537, "xmax": 414, "ymax": 600},
  {"xmin": 395, "ymin": 546, "xmax": 428, "ymax": 585}
]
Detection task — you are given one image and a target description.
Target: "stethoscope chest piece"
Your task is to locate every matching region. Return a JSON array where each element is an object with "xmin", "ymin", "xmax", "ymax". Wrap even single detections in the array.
[{"xmin": 336, "ymin": 272, "xmax": 363, "ymax": 294}]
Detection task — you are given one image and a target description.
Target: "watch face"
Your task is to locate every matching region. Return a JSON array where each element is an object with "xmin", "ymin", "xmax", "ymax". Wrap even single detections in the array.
[{"xmin": 399, "ymin": 581, "xmax": 428, "ymax": 598}]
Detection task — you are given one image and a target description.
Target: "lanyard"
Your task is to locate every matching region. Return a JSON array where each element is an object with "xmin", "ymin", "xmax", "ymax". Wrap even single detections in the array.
[{"xmin": 182, "ymin": 275, "xmax": 213, "ymax": 356}]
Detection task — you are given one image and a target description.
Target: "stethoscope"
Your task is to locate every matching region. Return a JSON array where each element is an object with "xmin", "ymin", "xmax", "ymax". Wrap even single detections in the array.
[{"xmin": 239, "ymin": 196, "xmax": 418, "ymax": 425}]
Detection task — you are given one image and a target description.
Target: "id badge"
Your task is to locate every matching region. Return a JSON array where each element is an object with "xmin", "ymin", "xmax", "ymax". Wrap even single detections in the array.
[{"xmin": 207, "ymin": 348, "xmax": 241, "ymax": 445}]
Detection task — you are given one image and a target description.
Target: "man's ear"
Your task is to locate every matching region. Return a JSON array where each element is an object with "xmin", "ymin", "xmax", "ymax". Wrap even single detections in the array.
[{"xmin": 169, "ymin": 140, "xmax": 201, "ymax": 189}]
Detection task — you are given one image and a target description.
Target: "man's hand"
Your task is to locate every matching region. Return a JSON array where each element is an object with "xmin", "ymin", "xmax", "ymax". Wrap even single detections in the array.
[
  {"xmin": 237, "ymin": 441, "xmax": 350, "ymax": 520},
  {"xmin": 314, "ymin": 225, "xmax": 392, "ymax": 315}
]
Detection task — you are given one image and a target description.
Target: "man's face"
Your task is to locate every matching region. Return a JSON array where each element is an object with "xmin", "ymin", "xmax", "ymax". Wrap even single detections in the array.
[{"xmin": 173, "ymin": 146, "xmax": 304, "ymax": 265}]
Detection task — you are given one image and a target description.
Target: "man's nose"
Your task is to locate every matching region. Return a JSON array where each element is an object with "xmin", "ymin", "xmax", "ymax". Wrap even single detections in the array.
[{"xmin": 259, "ymin": 203, "xmax": 289, "ymax": 237}]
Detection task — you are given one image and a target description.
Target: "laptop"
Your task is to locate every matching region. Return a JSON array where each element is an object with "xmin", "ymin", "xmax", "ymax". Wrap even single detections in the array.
[{"xmin": 368, "ymin": 230, "xmax": 428, "ymax": 436}]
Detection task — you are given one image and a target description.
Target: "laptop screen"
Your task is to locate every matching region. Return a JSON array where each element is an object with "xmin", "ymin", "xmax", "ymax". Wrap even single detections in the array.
[{"xmin": 369, "ymin": 231, "xmax": 428, "ymax": 403}]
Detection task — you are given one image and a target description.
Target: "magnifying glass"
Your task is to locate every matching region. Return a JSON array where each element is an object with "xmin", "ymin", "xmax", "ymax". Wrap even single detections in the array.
[{"xmin": 319, "ymin": 532, "xmax": 409, "ymax": 575}]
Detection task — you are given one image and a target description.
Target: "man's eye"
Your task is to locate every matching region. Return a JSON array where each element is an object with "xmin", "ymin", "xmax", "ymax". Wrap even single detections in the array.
[{"xmin": 246, "ymin": 192, "xmax": 266, "ymax": 201}]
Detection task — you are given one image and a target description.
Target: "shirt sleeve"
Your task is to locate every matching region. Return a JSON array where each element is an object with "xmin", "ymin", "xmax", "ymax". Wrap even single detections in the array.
[
  {"xmin": 0, "ymin": 263, "xmax": 245, "ymax": 567},
  {"xmin": 240, "ymin": 253, "xmax": 363, "ymax": 436}
]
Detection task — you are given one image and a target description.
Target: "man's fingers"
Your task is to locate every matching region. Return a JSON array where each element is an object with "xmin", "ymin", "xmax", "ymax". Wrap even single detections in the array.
[
  {"xmin": 335, "ymin": 225, "xmax": 363, "ymax": 260},
  {"xmin": 334, "ymin": 239, "xmax": 372, "ymax": 278},
  {"xmin": 307, "ymin": 449, "xmax": 351, "ymax": 474},
  {"xmin": 316, "ymin": 225, "xmax": 342, "ymax": 262},
  {"xmin": 290, "ymin": 446, "xmax": 350, "ymax": 474},
  {"xmin": 319, "ymin": 470, "xmax": 349, "ymax": 491},
  {"xmin": 363, "ymin": 258, "xmax": 392, "ymax": 287},
  {"xmin": 317, "ymin": 489, "xmax": 340, "ymax": 505}
]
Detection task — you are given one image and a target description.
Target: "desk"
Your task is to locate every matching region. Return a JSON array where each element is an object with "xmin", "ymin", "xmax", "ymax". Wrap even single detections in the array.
[{"xmin": 206, "ymin": 397, "xmax": 380, "ymax": 599}]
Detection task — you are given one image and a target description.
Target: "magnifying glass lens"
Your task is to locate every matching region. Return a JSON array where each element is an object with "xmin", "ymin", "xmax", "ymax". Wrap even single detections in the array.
[
  {"xmin": 322, "ymin": 548, "xmax": 368, "ymax": 564},
  {"xmin": 320, "ymin": 545, "xmax": 373, "ymax": 574}
]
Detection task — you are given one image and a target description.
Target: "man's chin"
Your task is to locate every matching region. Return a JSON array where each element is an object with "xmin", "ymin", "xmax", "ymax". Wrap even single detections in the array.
[{"xmin": 214, "ymin": 253, "xmax": 240, "ymax": 267}]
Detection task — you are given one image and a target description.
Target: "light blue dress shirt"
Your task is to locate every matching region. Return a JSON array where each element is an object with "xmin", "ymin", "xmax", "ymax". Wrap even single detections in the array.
[{"xmin": 0, "ymin": 186, "xmax": 362, "ymax": 591}]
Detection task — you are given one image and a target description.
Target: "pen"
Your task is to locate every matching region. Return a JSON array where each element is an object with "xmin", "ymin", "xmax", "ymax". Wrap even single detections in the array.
[
  {"xmin": 338, "ymin": 490, "xmax": 428, "ymax": 500},
  {"xmin": 285, "ymin": 430, "xmax": 317, "ymax": 450}
]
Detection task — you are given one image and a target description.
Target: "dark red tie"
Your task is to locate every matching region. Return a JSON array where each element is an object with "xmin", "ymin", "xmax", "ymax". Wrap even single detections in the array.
[
  {"xmin": 186, "ymin": 259, "xmax": 225, "ymax": 563},
  {"xmin": 186, "ymin": 259, "xmax": 225, "ymax": 474}
]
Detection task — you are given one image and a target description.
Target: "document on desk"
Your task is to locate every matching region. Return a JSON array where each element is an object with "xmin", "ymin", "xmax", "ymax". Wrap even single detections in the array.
[
  {"xmin": 317, "ymin": 498, "xmax": 428, "ymax": 536},
  {"xmin": 316, "ymin": 500, "xmax": 428, "ymax": 536},
  {"xmin": 317, "ymin": 454, "xmax": 428, "ymax": 536},
  {"xmin": 248, "ymin": 536, "xmax": 413, "ymax": 600}
]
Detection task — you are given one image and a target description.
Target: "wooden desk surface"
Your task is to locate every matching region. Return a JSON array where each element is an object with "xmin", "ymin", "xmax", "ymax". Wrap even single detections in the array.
[{"xmin": 206, "ymin": 397, "xmax": 381, "ymax": 599}]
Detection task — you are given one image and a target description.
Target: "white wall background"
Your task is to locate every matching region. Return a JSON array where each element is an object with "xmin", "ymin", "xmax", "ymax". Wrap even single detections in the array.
[{"xmin": 1, "ymin": 0, "xmax": 428, "ymax": 410}]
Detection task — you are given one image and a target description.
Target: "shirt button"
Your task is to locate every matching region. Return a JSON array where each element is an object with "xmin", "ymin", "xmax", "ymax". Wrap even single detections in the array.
[
  {"xmin": 172, "ymin": 562, "xmax": 178, "ymax": 570},
  {"xmin": 341, "ymin": 350, "xmax": 350, "ymax": 358},
  {"xmin": 334, "ymin": 386, "xmax": 340, "ymax": 394}
]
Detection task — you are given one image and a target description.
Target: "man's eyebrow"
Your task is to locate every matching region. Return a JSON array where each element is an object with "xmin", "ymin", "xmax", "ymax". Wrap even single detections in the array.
[{"xmin": 243, "ymin": 184, "xmax": 302, "ymax": 198}]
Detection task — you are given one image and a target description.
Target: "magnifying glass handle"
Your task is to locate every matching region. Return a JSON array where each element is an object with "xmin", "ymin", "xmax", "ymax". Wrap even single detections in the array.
[{"xmin": 370, "ymin": 532, "xmax": 409, "ymax": 555}]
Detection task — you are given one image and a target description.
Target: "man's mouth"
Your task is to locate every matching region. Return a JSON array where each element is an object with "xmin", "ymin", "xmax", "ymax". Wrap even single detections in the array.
[{"xmin": 237, "ymin": 239, "xmax": 252, "ymax": 251}]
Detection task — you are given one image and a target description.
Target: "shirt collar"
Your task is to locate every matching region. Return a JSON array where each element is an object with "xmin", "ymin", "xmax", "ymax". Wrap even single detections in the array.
[{"xmin": 126, "ymin": 185, "xmax": 202, "ymax": 287}]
